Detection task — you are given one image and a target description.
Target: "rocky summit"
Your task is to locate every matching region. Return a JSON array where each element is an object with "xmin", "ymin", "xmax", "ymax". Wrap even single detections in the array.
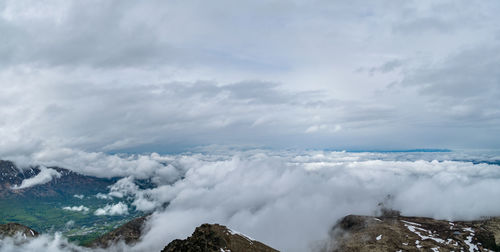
[
  {"xmin": 162, "ymin": 223, "xmax": 279, "ymax": 252},
  {"xmin": 323, "ymin": 214, "xmax": 500, "ymax": 252},
  {"xmin": 0, "ymin": 223, "xmax": 38, "ymax": 238}
]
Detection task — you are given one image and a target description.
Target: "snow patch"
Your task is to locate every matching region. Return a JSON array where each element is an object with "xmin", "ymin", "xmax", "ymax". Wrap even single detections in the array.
[
  {"xmin": 463, "ymin": 228, "xmax": 478, "ymax": 252},
  {"xmin": 415, "ymin": 240, "xmax": 422, "ymax": 249},
  {"xmin": 405, "ymin": 224, "xmax": 445, "ymax": 244},
  {"xmin": 228, "ymin": 228, "xmax": 254, "ymax": 244}
]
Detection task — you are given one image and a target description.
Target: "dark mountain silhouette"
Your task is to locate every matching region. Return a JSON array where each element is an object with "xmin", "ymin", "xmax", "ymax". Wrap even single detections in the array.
[{"xmin": 162, "ymin": 223, "xmax": 279, "ymax": 252}]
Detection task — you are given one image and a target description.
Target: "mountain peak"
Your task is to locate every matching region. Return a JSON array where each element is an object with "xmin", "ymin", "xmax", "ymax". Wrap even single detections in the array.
[{"xmin": 162, "ymin": 223, "xmax": 279, "ymax": 252}]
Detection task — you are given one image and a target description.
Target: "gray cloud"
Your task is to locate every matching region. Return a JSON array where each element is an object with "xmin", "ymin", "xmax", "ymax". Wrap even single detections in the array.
[
  {"xmin": 0, "ymin": 0, "xmax": 499, "ymax": 154},
  {"xmin": 399, "ymin": 44, "xmax": 500, "ymax": 128}
]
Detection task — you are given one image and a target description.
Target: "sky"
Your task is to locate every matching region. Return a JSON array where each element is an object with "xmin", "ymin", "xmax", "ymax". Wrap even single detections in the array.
[{"xmin": 1, "ymin": 0, "xmax": 500, "ymax": 158}]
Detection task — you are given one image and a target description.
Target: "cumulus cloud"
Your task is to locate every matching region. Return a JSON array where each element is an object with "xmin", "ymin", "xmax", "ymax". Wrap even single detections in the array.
[
  {"xmin": 62, "ymin": 205, "xmax": 89, "ymax": 213},
  {"xmin": 11, "ymin": 166, "xmax": 61, "ymax": 190},
  {"xmin": 94, "ymin": 202, "xmax": 129, "ymax": 216}
]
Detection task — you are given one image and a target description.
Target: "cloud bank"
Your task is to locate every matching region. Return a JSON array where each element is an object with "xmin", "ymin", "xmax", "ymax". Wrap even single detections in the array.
[
  {"xmin": 11, "ymin": 166, "xmax": 61, "ymax": 190},
  {"xmin": 129, "ymin": 151, "xmax": 500, "ymax": 252}
]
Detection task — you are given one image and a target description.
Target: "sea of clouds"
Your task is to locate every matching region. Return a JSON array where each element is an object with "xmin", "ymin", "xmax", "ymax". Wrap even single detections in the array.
[{"xmin": 2, "ymin": 149, "xmax": 500, "ymax": 251}]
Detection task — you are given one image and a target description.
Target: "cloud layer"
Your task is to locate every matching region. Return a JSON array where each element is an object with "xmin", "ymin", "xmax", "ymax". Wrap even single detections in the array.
[{"xmin": 3, "ymin": 150, "xmax": 500, "ymax": 251}]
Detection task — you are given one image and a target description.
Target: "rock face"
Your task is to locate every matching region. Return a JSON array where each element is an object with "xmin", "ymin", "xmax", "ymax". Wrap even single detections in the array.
[
  {"xmin": 324, "ymin": 214, "xmax": 500, "ymax": 252},
  {"xmin": 90, "ymin": 215, "xmax": 150, "ymax": 248},
  {"xmin": 0, "ymin": 160, "xmax": 115, "ymax": 198},
  {"xmin": 0, "ymin": 223, "xmax": 38, "ymax": 238},
  {"xmin": 162, "ymin": 224, "xmax": 280, "ymax": 252}
]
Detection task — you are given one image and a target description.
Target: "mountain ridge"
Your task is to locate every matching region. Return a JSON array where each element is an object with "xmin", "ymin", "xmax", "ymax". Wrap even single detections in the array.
[{"xmin": 0, "ymin": 160, "xmax": 116, "ymax": 198}]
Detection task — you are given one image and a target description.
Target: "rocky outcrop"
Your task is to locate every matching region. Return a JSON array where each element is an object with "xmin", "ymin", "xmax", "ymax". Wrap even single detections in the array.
[
  {"xmin": 323, "ymin": 214, "xmax": 500, "ymax": 252},
  {"xmin": 0, "ymin": 223, "xmax": 38, "ymax": 238},
  {"xmin": 162, "ymin": 223, "xmax": 279, "ymax": 252},
  {"xmin": 90, "ymin": 214, "xmax": 150, "ymax": 248}
]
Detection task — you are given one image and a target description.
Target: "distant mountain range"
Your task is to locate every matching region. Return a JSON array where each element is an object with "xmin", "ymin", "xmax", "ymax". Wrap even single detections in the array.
[{"xmin": 0, "ymin": 160, "xmax": 116, "ymax": 199}]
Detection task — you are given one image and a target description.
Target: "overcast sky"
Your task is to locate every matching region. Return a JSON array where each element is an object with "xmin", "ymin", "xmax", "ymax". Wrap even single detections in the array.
[{"xmin": 1, "ymin": 0, "xmax": 500, "ymax": 157}]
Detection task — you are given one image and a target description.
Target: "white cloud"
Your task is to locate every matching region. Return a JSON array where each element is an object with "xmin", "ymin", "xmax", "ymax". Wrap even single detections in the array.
[
  {"xmin": 11, "ymin": 166, "xmax": 61, "ymax": 190},
  {"xmin": 95, "ymin": 193, "xmax": 112, "ymax": 200},
  {"xmin": 62, "ymin": 205, "xmax": 89, "ymax": 213},
  {"xmin": 94, "ymin": 202, "xmax": 129, "ymax": 216}
]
